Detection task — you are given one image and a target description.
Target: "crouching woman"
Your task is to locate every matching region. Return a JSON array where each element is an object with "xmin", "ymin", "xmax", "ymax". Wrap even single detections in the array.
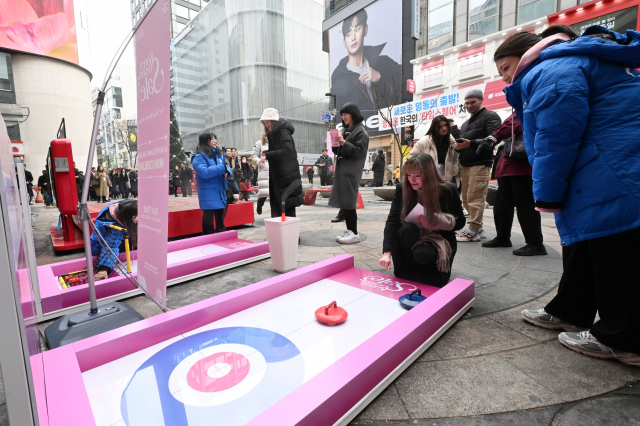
[{"xmin": 379, "ymin": 154, "xmax": 465, "ymax": 287}]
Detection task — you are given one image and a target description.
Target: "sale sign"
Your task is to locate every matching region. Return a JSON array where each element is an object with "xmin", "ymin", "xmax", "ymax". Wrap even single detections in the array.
[{"xmin": 135, "ymin": 0, "xmax": 170, "ymax": 309}]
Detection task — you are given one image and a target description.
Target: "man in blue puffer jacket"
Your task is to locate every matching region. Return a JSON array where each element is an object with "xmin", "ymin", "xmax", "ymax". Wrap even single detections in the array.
[
  {"xmin": 496, "ymin": 25, "xmax": 640, "ymax": 366},
  {"xmin": 191, "ymin": 133, "xmax": 232, "ymax": 234}
]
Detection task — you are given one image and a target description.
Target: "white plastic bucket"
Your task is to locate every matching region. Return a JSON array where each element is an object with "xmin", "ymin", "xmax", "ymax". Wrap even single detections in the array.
[{"xmin": 264, "ymin": 217, "xmax": 300, "ymax": 272}]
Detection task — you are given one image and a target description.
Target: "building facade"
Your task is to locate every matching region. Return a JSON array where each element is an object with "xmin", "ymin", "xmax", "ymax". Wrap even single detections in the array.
[{"xmin": 171, "ymin": 0, "xmax": 330, "ymax": 153}]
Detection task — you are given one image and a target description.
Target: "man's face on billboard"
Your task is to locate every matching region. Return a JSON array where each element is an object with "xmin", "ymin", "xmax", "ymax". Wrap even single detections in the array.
[{"xmin": 343, "ymin": 16, "xmax": 367, "ymax": 56}]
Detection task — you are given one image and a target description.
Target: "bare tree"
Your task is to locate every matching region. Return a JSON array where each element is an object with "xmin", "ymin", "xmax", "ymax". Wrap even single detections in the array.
[{"xmin": 112, "ymin": 119, "xmax": 138, "ymax": 168}]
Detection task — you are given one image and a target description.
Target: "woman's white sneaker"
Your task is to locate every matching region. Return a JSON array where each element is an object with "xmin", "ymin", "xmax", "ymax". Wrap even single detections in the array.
[
  {"xmin": 336, "ymin": 230, "xmax": 349, "ymax": 242},
  {"xmin": 338, "ymin": 230, "xmax": 360, "ymax": 244},
  {"xmin": 521, "ymin": 309, "xmax": 589, "ymax": 332}
]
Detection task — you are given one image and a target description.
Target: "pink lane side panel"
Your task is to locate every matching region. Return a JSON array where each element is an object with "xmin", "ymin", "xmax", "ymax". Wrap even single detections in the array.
[
  {"xmin": 73, "ymin": 254, "xmax": 355, "ymax": 372},
  {"xmin": 247, "ymin": 277, "xmax": 475, "ymax": 426},
  {"xmin": 41, "ymin": 345, "xmax": 96, "ymax": 426},
  {"xmin": 30, "ymin": 354, "xmax": 49, "ymax": 426},
  {"xmin": 330, "ymin": 268, "xmax": 440, "ymax": 301}
]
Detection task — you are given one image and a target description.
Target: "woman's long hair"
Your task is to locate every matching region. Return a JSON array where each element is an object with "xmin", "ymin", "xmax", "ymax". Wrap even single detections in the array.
[
  {"xmin": 494, "ymin": 25, "xmax": 578, "ymax": 62},
  {"xmin": 196, "ymin": 132, "xmax": 217, "ymax": 158},
  {"xmin": 401, "ymin": 154, "xmax": 446, "ymax": 227},
  {"xmin": 426, "ymin": 115, "xmax": 451, "ymax": 146},
  {"xmin": 116, "ymin": 200, "xmax": 138, "ymax": 249}
]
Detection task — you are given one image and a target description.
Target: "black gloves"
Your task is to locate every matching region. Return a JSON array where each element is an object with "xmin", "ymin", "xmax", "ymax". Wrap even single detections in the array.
[{"xmin": 475, "ymin": 136, "xmax": 497, "ymax": 156}]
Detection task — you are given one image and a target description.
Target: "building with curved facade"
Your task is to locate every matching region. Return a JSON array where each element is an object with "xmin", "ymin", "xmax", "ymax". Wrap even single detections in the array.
[{"xmin": 171, "ymin": 0, "xmax": 329, "ymax": 153}]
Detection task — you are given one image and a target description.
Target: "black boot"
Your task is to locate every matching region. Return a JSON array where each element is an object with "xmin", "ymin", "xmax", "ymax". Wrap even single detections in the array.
[
  {"xmin": 331, "ymin": 214, "xmax": 344, "ymax": 223},
  {"xmin": 256, "ymin": 197, "xmax": 266, "ymax": 215},
  {"xmin": 482, "ymin": 238, "xmax": 512, "ymax": 248},
  {"xmin": 513, "ymin": 244, "xmax": 547, "ymax": 256}
]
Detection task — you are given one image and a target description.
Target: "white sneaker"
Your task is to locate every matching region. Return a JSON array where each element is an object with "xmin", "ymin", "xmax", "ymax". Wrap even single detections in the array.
[
  {"xmin": 456, "ymin": 229, "xmax": 481, "ymax": 242},
  {"xmin": 478, "ymin": 228, "xmax": 487, "ymax": 239},
  {"xmin": 336, "ymin": 230, "xmax": 349, "ymax": 242},
  {"xmin": 338, "ymin": 230, "xmax": 361, "ymax": 244},
  {"xmin": 455, "ymin": 225, "xmax": 469, "ymax": 236}
]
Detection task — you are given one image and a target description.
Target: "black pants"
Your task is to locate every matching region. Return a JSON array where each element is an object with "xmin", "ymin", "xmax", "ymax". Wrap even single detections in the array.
[
  {"xmin": 392, "ymin": 222, "xmax": 455, "ymax": 288},
  {"xmin": 494, "ymin": 175, "xmax": 543, "ymax": 246},
  {"xmin": 202, "ymin": 209, "xmax": 226, "ymax": 234},
  {"xmin": 308, "ymin": 176, "xmax": 313, "ymax": 184},
  {"xmin": 187, "ymin": 182, "xmax": 192, "ymax": 195},
  {"xmin": 343, "ymin": 209, "xmax": 357, "ymax": 235},
  {"xmin": 545, "ymin": 226, "xmax": 640, "ymax": 354},
  {"xmin": 181, "ymin": 182, "xmax": 189, "ymax": 197},
  {"xmin": 320, "ymin": 174, "xmax": 328, "ymax": 186}
]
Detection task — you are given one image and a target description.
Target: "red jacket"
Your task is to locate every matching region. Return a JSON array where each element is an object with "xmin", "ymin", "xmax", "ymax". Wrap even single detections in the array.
[{"xmin": 492, "ymin": 113, "xmax": 532, "ymax": 178}]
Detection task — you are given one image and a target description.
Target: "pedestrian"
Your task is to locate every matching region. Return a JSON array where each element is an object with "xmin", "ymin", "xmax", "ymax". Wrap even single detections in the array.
[
  {"xmin": 89, "ymin": 167, "xmax": 98, "ymax": 201},
  {"xmin": 454, "ymin": 88, "xmax": 501, "ymax": 243},
  {"xmin": 497, "ymin": 25, "xmax": 640, "ymax": 365},
  {"xmin": 480, "ymin": 112, "xmax": 546, "ymax": 256},
  {"xmin": 251, "ymin": 131, "xmax": 270, "ymax": 215},
  {"xmin": 171, "ymin": 165, "xmax": 181, "ymax": 197},
  {"xmin": 74, "ymin": 162, "xmax": 82, "ymax": 199},
  {"xmin": 379, "ymin": 154, "xmax": 465, "ymax": 287},
  {"xmin": 24, "ymin": 165, "xmax": 34, "ymax": 204},
  {"xmin": 386, "ymin": 162, "xmax": 393, "ymax": 186},
  {"xmin": 251, "ymin": 164, "xmax": 258, "ymax": 187},
  {"xmin": 259, "ymin": 108, "xmax": 304, "ymax": 218},
  {"xmin": 224, "ymin": 148, "xmax": 240, "ymax": 196},
  {"xmin": 121, "ymin": 169, "xmax": 130, "ymax": 198},
  {"xmin": 37, "ymin": 169, "xmax": 54, "ymax": 208},
  {"xmin": 90, "ymin": 200, "xmax": 137, "ymax": 281},
  {"xmin": 315, "ymin": 148, "xmax": 333, "ymax": 187},
  {"xmin": 306, "ymin": 166, "xmax": 314, "ymax": 184},
  {"xmin": 330, "ymin": 102, "xmax": 369, "ymax": 244},
  {"xmin": 186, "ymin": 163, "xmax": 193, "ymax": 196},
  {"xmin": 393, "ymin": 166, "xmax": 400, "ymax": 184},
  {"xmin": 371, "ymin": 149, "xmax": 385, "ymax": 187},
  {"xmin": 410, "ymin": 115, "xmax": 460, "ymax": 184},
  {"xmin": 179, "ymin": 162, "xmax": 190, "ymax": 198},
  {"xmin": 241, "ymin": 156, "xmax": 253, "ymax": 185},
  {"xmin": 192, "ymin": 133, "xmax": 231, "ymax": 234},
  {"xmin": 94, "ymin": 165, "xmax": 111, "ymax": 203},
  {"xmin": 128, "ymin": 169, "xmax": 138, "ymax": 198},
  {"xmin": 109, "ymin": 170, "xmax": 118, "ymax": 199}
]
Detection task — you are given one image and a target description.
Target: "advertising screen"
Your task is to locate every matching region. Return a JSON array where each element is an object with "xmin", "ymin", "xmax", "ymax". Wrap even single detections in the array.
[
  {"xmin": 0, "ymin": 0, "xmax": 79, "ymax": 65},
  {"xmin": 571, "ymin": 6, "xmax": 638, "ymax": 35},
  {"xmin": 329, "ymin": 0, "xmax": 402, "ymax": 137}
]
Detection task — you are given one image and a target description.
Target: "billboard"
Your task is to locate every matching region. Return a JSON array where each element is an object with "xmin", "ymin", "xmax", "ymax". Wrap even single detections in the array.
[
  {"xmin": 571, "ymin": 6, "xmax": 638, "ymax": 35},
  {"xmin": 0, "ymin": 0, "xmax": 79, "ymax": 65},
  {"xmin": 329, "ymin": 0, "xmax": 402, "ymax": 137}
]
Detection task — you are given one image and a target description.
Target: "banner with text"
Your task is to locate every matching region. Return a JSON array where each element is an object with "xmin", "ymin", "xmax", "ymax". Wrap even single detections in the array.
[{"xmin": 135, "ymin": 0, "xmax": 170, "ymax": 310}]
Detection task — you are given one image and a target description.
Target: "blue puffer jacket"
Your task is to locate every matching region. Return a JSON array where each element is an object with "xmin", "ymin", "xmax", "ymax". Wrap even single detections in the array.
[
  {"xmin": 191, "ymin": 149, "xmax": 231, "ymax": 210},
  {"xmin": 90, "ymin": 200, "xmax": 129, "ymax": 272},
  {"xmin": 504, "ymin": 27, "xmax": 640, "ymax": 246}
]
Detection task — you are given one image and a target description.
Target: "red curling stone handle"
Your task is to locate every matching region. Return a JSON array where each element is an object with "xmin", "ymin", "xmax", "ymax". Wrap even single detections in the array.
[{"xmin": 325, "ymin": 301, "xmax": 337, "ymax": 315}]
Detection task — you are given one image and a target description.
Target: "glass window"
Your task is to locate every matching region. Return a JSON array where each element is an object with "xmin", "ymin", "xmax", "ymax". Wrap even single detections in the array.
[
  {"xmin": 469, "ymin": 0, "xmax": 499, "ymax": 41},
  {"xmin": 518, "ymin": 0, "xmax": 555, "ymax": 24},
  {"xmin": 460, "ymin": 54, "xmax": 484, "ymax": 79},
  {"xmin": 428, "ymin": 1, "xmax": 453, "ymax": 53},
  {"xmin": 0, "ymin": 54, "xmax": 11, "ymax": 91},
  {"xmin": 174, "ymin": 4, "xmax": 189, "ymax": 20},
  {"xmin": 423, "ymin": 65, "xmax": 443, "ymax": 88}
]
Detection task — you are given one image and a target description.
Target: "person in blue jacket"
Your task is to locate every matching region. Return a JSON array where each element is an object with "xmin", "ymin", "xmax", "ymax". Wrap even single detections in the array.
[
  {"xmin": 494, "ymin": 25, "xmax": 640, "ymax": 366},
  {"xmin": 192, "ymin": 132, "xmax": 232, "ymax": 234},
  {"xmin": 90, "ymin": 200, "xmax": 137, "ymax": 281}
]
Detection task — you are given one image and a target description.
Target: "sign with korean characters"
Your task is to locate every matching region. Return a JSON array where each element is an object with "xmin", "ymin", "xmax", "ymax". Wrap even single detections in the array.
[
  {"xmin": 135, "ymin": 0, "xmax": 170, "ymax": 310},
  {"xmin": 379, "ymin": 90, "xmax": 463, "ymax": 131}
]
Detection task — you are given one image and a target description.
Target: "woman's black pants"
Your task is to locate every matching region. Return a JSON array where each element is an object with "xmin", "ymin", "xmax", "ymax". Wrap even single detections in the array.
[
  {"xmin": 545, "ymin": 226, "xmax": 640, "ymax": 354},
  {"xmin": 494, "ymin": 175, "xmax": 543, "ymax": 246},
  {"xmin": 344, "ymin": 209, "xmax": 357, "ymax": 235},
  {"xmin": 392, "ymin": 222, "xmax": 455, "ymax": 288},
  {"xmin": 202, "ymin": 209, "xmax": 226, "ymax": 234}
]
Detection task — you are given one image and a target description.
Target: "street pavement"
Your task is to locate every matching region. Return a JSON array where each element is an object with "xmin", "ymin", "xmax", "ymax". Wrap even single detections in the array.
[{"xmin": 1, "ymin": 182, "xmax": 638, "ymax": 425}]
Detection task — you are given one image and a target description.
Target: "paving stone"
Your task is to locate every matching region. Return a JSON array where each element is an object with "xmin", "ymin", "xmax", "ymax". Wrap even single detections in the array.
[
  {"xmin": 166, "ymin": 281, "xmax": 218, "ymax": 309},
  {"xmin": 394, "ymin": 355, "xmax": 557, "ymax": 418},
  {"xmin": 451, "ymin": 263, "xmax": 508, "ymax": 286},
  {"xmin": 553, "ymin": 395, "xmax": 640, "ymax": 426},
  {"xmin": 517, "ymin": 255, "xmax": 564, "ymax": 274},
  {"xmin": 430, "ymin": 316, "xmax": 537, "ymax": 360},
  {"xmin": 354, "ymin": 384, "xmax": 410, "ymax": 421},
  {"xmin": 0, "ymin": 370, "xmax": 4, "ymax": 405},
  {"xmin": 487, "ymin": 305, "xmax": 560, "ymax": 343},
  {"xmin": 497, "ymin": 340, "xmax": 640, "ymax": 401},
  {"xmin": 416, "ymin": 346, "xmax": 442, "ymax": 362},
  {"xmin": 0, "ymin": 404, "xmax": 6, "ymax": 426},
  {"xmin": 502, "ymin": 268, "xmax": 561, "ymax": 291},
  {"xmin": 121, "ymin": 294, "xmax": 165, "ymax": 319},
  {"xmin": 471, "ymin": 279, "xmax": 548, "ymax": 317},
  {"xmin": 470, "ymin": 255, "xmax": 520, "ymax": 273}
]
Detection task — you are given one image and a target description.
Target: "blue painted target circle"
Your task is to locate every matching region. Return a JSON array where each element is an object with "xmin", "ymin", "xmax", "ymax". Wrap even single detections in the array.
[{"xmin": 121, "ymin": 327, "xmax": 304, "ymax": 426}]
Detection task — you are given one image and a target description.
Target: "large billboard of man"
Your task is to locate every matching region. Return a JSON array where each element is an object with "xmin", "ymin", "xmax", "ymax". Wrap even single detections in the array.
[{"xmin": 329, "ymin": 0, "xmax": 402, "ymax": 136}]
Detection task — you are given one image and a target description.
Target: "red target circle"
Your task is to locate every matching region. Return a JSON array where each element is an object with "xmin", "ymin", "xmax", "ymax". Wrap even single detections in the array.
[{"xmin": 186, "ymin": 352, "xmax": 250, "ymax": 393}]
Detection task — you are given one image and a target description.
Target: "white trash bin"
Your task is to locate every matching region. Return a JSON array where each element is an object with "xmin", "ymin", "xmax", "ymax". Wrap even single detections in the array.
[{"xmin": 264, "ymin": 216, "xmax": 300, "ymax": 272}]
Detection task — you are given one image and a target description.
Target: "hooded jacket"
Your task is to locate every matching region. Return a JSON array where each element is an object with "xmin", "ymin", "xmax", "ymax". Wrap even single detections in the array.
[
  {"xmin": 191, "ymin": 148, "xmax": 231, "ymax": 210},
  {"xmin": 331, "ymin": 44, "xmax": 402, "ymax": 112},
  {"xmin": 264, "ymin": 118, "xmax": 304, "ymax": 210},
  {"xmin": 504, "ymin": 26, "xmax": 640, "ymax": 246}
]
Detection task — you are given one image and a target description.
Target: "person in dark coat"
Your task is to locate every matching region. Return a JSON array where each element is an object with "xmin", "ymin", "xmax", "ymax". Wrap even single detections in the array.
[
  {"xmin": 186, "ymin": 164, "xmax": 194, "ymax": 196},
  {"xmin": 371, "ymin": 149, "xmax": 385, "ymax": 187},
  {"xmin": 330, "ymin": 102, "xmax": 369, "ymax": 244},
  {"xmin": 179, "ymin": 162, "xmax": 191, "ymax": 198},
  {"xmin": 128, "ymin": 169, "xmax": 138, "ymax": 198},
  {"xmin": 315, "ymin": 149, "xmax": 333, "ymax": 187},
  {"xmin": 38, "ymin": 169, "xmax": 54, "ymax": 207},
  {"xmin": 306, "ymin": 166, "xmax": 314, "ymax": 184},
  {"xmin": 259, "ymin": 108, "xmax": 304, "ymax": 218},
  {"xmin": 24, "ymin": 166, "xmax": 34, "ymax": 204},
  {"xmin": 109, "ymin": 170, "xmax": 118, "ymax": 199},
  {"xmin": 192, "ymin": 133, "xmax": 231, "ymax": 234},
  {"xmin": 120, "ymin": 170, "xmax": 130, "ymax": 198},
  {"xmin": 171, "ymin": 165, "xmax": 181, "ymax": 197},
  {"xmin": 241, "ymin": 156, "xmax": 253, "ymax": 185},
  {"xmin": 379, "ymin": 154, "xmax": 465, "ymax": 287}
]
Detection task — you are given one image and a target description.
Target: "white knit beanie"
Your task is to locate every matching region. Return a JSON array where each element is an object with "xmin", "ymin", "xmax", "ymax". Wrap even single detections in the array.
[{"xmin": 259, "ymin": 108, "xmax": 279, "ymax": 124}]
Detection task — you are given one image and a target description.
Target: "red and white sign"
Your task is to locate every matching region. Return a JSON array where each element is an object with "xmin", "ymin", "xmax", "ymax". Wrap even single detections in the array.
[
  {"xmin": 482, "ymin": 79, "xmax": 510, "ymax": 111},
  {"xmin": 11, "ymin": 141, "xmax": 24, "ymax": 157},
  {"xmin": 135, "ymin": 0, "xmax": 171, "ymax": 310},
  {"xmin": 406, "ymin": 79, "xmax": 416, "ymax": 94}
]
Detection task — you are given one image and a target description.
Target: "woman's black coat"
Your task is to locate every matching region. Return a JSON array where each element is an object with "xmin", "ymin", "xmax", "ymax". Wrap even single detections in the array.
[
  {"xmin": 264, "ymin": 119, "xmax": 303, "ymax": 212},
  {"xmin": 328, "ymin": 122, "xmax": 369, "ymax": 209}
]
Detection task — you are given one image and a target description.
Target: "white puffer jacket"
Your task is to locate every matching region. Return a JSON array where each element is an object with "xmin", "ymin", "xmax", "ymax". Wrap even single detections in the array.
[{"xmin": 251, "ymin": 139, "xmax": 270, "ymax": 198}]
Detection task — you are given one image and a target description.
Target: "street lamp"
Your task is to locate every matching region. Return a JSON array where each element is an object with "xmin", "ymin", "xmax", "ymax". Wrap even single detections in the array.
[{"xmin": 325, "ymin": 92, "xmax": 337, "ymax": 129}]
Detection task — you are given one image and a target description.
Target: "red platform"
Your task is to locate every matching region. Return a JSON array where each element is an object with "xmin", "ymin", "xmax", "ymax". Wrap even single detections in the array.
[{"xmin": 62, "ymin": 198, "xmax": 255, "ymax": 251}]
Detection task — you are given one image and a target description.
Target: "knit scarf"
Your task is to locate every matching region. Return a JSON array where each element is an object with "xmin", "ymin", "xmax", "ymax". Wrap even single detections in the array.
[{"xmin": 411, "ymin": 212, "xmax": 456, "ymax": 272}]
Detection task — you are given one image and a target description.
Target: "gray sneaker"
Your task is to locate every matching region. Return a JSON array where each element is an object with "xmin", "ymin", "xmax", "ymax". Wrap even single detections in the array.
[
  {"xmin": 559, "ymin": 331, "xmax": 640, "ymax": 367},
  {"xmin": 521, "ymin": 309, "xmax": 589, "ymax": 332}
]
